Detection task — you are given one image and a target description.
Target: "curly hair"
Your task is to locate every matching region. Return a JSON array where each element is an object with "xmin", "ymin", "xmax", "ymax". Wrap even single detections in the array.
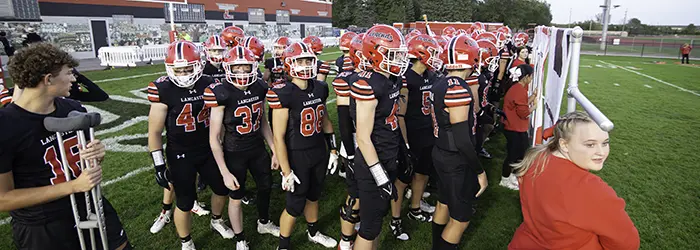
[{"xmin": 8, "ymin": 43, "xmax": 79, "ymax": 89}]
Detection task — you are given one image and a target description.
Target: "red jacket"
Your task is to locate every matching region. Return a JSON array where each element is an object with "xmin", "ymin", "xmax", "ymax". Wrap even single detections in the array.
[
  {"xmin": 503, "ymin": 83, "xmax": 530, "ymax": 132},
  {"xmin": 511, "ymin": 59, "xmax": 525, "ymax": 69},
  {"xmin": 681, "ymin": 46, "xmax": 692, "ymax": 55},
  {"xmin": 509, "ymin": 154, "xmax": 640, "ymax": 250}
]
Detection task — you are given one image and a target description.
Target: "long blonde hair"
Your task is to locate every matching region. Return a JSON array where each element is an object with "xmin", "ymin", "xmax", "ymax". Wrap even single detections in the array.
[{"xmin": 513, "ymin": 111, "xmax": 595, "ymax": 178}]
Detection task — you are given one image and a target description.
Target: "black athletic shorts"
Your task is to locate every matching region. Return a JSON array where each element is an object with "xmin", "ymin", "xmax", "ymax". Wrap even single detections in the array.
[
  {"xmin": 12, "ymin": 197, "xmax": 129, "ymax": 250},
  {"xmin": 224, "ymin": 145, "xmax": 272, "ymax": 199},
  {"xmin": 167, "ymin": 148, "xmax": 228, "ymax": 211},
  {"xmin": 354, "ymin": 150, "xmax": 397, "ymax": 240},
  {"xmin": 432, "ymin": 147, "xmax": 480, "ymax": 222},
  {"xmin": 285, "ymin": 146, "xmax": 328, "ymax": 217}
]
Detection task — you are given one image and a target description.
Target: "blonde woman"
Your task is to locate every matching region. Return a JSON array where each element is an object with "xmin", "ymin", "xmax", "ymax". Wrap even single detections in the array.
[{"xmin": 508, "ymin": 111, "xmax": 639, "ymax": 250}]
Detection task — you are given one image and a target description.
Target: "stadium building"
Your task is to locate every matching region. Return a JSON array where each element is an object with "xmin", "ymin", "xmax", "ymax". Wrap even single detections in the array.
[{"xmin": 0, "ymin": 0, "xmax": 333, "ymax": 59}]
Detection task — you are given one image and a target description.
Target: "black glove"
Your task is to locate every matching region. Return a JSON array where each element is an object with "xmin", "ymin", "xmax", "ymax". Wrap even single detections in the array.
[
  {"xmin": 369, "ymin": 163, "xmax": 397, "ymax": 201},
  {"xmin": 399, "ymin": 143, "xmax": 415, "ymax": 178},
  {"xmin": 495, "ymin": 108, "xmax": 507, "ymax": 120},
  {"xmin": 151, "ymin": 150, "xmax": 171, "ymax": 190},
  {"xmin": 154, "ymin": 164, "xmax": 171, "ymax": 190}
]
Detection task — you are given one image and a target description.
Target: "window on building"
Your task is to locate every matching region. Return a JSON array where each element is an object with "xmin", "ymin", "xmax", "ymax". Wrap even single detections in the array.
[
  {"xmin": 248, "ymin": 8, "xmax": 265, "ymax": 24},
  {"xmin": 276, "ymin": 10, "xmax": 290, "ymax": 24},
  {"xmin": 0, "ymin": 0, "xmax": 41, "ymax": 21},
  {"xmin": 164, "ymin": 3, "xmax": 205, "ymax": 23}
]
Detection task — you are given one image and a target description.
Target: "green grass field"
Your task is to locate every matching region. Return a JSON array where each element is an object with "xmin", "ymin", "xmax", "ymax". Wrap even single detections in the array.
[{"xmin": 1, "ymin": 48, "xmax": 699, "ymax": 249}]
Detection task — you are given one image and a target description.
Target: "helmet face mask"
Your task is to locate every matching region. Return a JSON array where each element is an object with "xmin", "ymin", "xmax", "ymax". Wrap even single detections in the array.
[
  {"xmin": 284, "ymin": 42, "xmax": 318, "ymax": 80},
  {"xmin": 165, "ymin": 41, "xmax": 204, "ymax": 88},
  {"xmin": 375, "ymin": 45, "xmax": 409, "ymax": 76},
  {"xmin": 363, "ymin": 25, "xmax": 409, "ymax": 76},
  {"xmin": 223, "ymin": 47, "xmax": 258, "ymax": 88}
]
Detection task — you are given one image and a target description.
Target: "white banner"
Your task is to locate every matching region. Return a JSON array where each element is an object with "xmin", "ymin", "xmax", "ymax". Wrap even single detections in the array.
[
  {"xmin": 543, "ymin": 28, "xmax": 571, "ymax": 132},
  {"xmin": 529, "ymin": 26, "xmax": 551, "ymax": 145}
]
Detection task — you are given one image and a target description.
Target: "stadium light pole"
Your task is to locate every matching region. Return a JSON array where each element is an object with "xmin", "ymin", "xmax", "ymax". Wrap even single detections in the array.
[{"xmin": 599, "ymin": 0, "xmax": 621, "ymax": 50}]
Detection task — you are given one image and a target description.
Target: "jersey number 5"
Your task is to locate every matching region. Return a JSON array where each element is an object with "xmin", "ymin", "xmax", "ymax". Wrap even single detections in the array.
[
  {"xmin": 300, "ymin": 105, "xmax": 326, "ymax": 137},
  {"xmin": 235, "ymin": 101, "xmax": 263, "ymax": 134},
  {"xmin": 44, "ymin": 135, "xmax": 81, "ymax": 185},
  {"xmin": 385, "ymin": 100, "xmax": 399, "ymax": 130},
  {"xmin": 177, "ymin": 103, "xmax": 210, "ymax": 132},
  {"xmin": 421, "ymin": 91, "xmax": 432, "ymax": 115}
]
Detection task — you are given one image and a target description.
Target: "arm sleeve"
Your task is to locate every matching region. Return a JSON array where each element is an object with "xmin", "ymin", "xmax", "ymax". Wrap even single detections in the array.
[
  {"xmin": 350, "ymin": 79, "xmax": 376, "ymax": 101},
  {"xmin": 69, "ymin": 74, "xmax": 109, "ymax": 102},
  {"xmin": 451, "ymin": 121, "xmax": 484, "ymax": 174},
  {"xmin": 569, "ymin": 176, "xmax": 640, "ymax": 250},
  {"xmin": 513, "ymin": 87, "xmax": 530, "ymax": 119},
  {"xmin": 318, "ymin": 61, "xmax": 331, "ymax": 75},
  {"xmin": 337, "ymin": 106, "xmax": 355, "ymax": 156},
  {"xmin": 332, "ymin": 77, "xmax": 350, "ymax": 97},
  {"xmin": 147, "ymin": 81, "xmax": 161, "ymax": 103},
  {"xmin": 444, "ymin": 84, "xmax": 472, "ymax": 108}
]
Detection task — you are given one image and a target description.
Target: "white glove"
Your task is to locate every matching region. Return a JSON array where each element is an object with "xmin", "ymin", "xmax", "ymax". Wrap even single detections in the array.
[
  {"xmin": 280, "ymin": 171, "xmax": 301, "ymax": 193},
  {"xmin": 327, "ymin": 152, "xmax": 339, "ymax": 175}
]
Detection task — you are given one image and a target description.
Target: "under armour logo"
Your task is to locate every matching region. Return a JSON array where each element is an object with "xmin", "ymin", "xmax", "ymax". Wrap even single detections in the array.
[
  {"xmin": 424, "ymin": 79, "xmax": 429, "ymax": 83},
  {"xmin": 189, "ymin": 89, "xmax": 197, "ymax": 94},
  {"xmin": 244, "ymin": 90, "xmax": 251, "ymax": 95},
  {"xmin": 177, "ymin": 154, "xmax": 185, "ymax": 159},
  {"xmin": 308, "ymin": 93, "xmax": 315, "ymax": 98}
]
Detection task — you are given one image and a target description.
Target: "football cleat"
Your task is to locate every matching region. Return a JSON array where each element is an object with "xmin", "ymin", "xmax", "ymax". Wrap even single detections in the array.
[
  {"xmin": 257, "ymin": 220, "xmax": 281, "ymax": 237},
  {"xmin": 211, "ymin": 218, "xmax": 235, "ymax": 239},
  {"xmin": 149, "ymin": 209, "xmax": 171, "ymax": 234},
  {"xmin": 307, "ymin": 231, "xmax": 338, "ymax": 248},
  {"xmin": 192, "ymin": 201, "xmax": 210, "ymax": 216}
]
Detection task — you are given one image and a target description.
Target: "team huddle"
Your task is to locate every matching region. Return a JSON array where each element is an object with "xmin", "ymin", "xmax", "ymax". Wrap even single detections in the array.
[
  {"xmin": 142, "ymin": 23, "xmax": 530, "ymax": 250},
  {"xmin": 0, "ymin": 23, "xmax": 532, "ymax": 250}
]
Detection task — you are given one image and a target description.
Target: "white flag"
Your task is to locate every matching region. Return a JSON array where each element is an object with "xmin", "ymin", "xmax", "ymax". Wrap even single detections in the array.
[{"xmin": 543, "ymin": 29, "xmax": 571, "ymax": 132}]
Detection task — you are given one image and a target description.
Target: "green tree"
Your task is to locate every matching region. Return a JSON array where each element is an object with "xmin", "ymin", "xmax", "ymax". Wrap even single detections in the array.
[
  {"xmin": 683, "ymin": 23, "xmax": 696, "ymax": 34},
  {"xmin": 332, "ymin": 0, "xmax": 356, "ymax": 28},
  {"xmin": 353, "ymin": 0, "xmax": 377, "ymax": 28}
]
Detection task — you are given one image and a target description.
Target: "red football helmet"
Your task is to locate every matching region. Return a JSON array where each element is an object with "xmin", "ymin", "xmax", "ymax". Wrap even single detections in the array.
[
  {"xmin": 477, "ymin": 39, "xmax": 500, "ymax": 72},
  {"xmin": 407, "ymin": 34, "xmax": 443, "ymax": 71},
  {"xmin": 513, "ymin": 32, "xmax": 530, "ymax": 47},
  {"xmin": 223, "ymin": 46, "xmax": 259, "ymax": 87},
  {"xmin": 457, "ymin": 29, "xmax": 468, "ymax": 36},
  {"xmin": 362, "ymin": 24, "xmax": 409, "ymax": 76},
  {"xmin": 203, "ymin": 34, "xmax": 226, "ymax": 66},
  {"xmin": 339, "ymin": 31, "xmax": 357, "ymax": 51},
  {"xmin": 273, "ymin": 36, "xmax": 292, "ymax": 58},
  {"xmin": 242, "ymin": 36, "xmax": 265, "ymax": 62},
  {"xmin": 283, "ymin": 42, "xmax": 317, "ymax": 80},
  {"xmin": 442, "ymin": 26, "xmax": 457, "ymax": 38},
  {"xmin": 165, "ymin": 41, "xmax": 204, "ymax": 88},
  {"xmin": 497, "ymin": 26, "xmax": 512, "ymax": 42},
  {"xmin": 472, "ymin": 22, "xmax": 485, "ymax": 31},
  {"xmin": 349, "ymin": 33, "xmax": 372, "ymax": 70},
  {"xmin": 407, "ymin": 29, "xmax": 422, "ymax": 40},
  {"xmin": 221, "ymin": 26, "xmax": 245, "ymax": 48},
  {"xmin": 302, "ymin": 35, "xmax": 324, "ymax": 55},
  {"xmin": 443, "ymin": 36, "xmax": 480, "ymax": 70},
  {"xmin": 476, "ymin": 32, "xmax": 498, "ymax": 45},
  {"xmin": 495, "ymin": 32, "xmax": 509, "ymax": 50}
]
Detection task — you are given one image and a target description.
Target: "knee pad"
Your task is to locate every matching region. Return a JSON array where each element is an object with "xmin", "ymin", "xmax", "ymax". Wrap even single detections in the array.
[
  {"xmin": 358, "ymin": 224, "xmax": 381, "ymax": 241},
  {"xmin": 176, "ymin": 195, "xmax": 195, "ymax": 211},
  {"xmin": 340, "ymin": 198, "xmax": 360, "ymax": 224}
]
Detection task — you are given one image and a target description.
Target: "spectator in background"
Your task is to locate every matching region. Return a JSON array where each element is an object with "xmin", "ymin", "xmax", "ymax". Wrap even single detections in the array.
[
  {"xmin": 681, "ymin": 43, "xmax": 692, "ymax": 64},
  {"xmin": 508, "ymin": 111, "xmax": 639, "ymax": 250},
  {"xmin": 500, "ymin": 64, "xmax": 537, "ymax": 191},
  {"xmin": 510, "ymin": 47, "xmax": 531, "ymax": 69},
  {"xmin": 21, "ymin": 28, "xmax": 42, "ymax": 47},
  {"xmin": 0, "ymin": 31, "xmax": 15, "ymax": 57}
]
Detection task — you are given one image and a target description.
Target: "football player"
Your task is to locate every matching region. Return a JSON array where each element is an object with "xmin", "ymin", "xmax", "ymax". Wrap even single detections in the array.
[
  {"xmin": 202, "ymin": 34, "xmax": 227, "ymax": 84},
  {"xmin": 264, "ymin": 36, "xmax": 291, "ymax": 87},
  {"xmin": 221, "ymin": 26, "xmax": 245, "ymax": 48},
  {"xmin": 206, "ymin": 46, "xmax": 281, "ymax": 250},
  {"xmin": 350, "ymin": 24, "xmax": 409, "ymax": 249},
  {"xmin": 334, "ymin": 32, "xmax": 368, "ymax": 250},
  {"xmin": 303, "ymin": 35, "xmax": 332, "ymax": 82},
  {"xmin": 0, "ymin": 43, "xmax": 132, "ymax": 250},
  {"xmin": 475, "ymin": 39, "xmax": 504, "ymax": 159},
  {"xmin": 495, "ymin": 27, "xmax": 515, "ymax": 89},
  {"xmin": 147, "ymin": 41, "xmax": 233, "ymax": 250},
  {"xmin": 242, "ymin": 36, "xmax": 266, "ymax": 80},
  {"xmin": 268, "ymin": 42, "xmax": 338, "ymax": 249},
  {"xmin": 430, "ymin": 35, "xmax": 488, "ymax": 249},
  {"xmin": 0, "ymin": 86, "xmax": 13, "ymax": 107},
  {"xmin": 398, "ymin": 34, "xmax": 442, "ymax": 228}
]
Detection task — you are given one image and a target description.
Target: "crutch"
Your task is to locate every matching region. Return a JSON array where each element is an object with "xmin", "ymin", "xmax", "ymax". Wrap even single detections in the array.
[{"xmin": 44, "ymin": 111, "xmax": 107, "ymax": 250}]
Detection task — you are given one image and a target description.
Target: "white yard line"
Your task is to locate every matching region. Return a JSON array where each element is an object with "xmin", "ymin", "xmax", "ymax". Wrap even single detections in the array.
[
  {"xmin": 644, "ymin": 84, "xmax": 653, "ymax": 88},
  {"xmin": 109, "ymin": 95, "xmax": 151, "ymax": 105},
  {"xmin": 328, "ymin": 98, "xmax": 336, "ymax": 104},
  {"xmin": 96, "ymin": 116, "xmax": 149, "ymax": 136},
  {"xmin": 599, "ymin": 60, "xmax": 700, "ymax": 97},
  {"xmin": 94, "ymin": 72, "xmax": 165, "ymax": 83}
]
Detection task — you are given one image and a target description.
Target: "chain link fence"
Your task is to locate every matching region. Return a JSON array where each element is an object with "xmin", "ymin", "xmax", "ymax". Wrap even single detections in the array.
[{"xmin": 581, "ymin": 35, "xmax": 698, "ymax": 59}]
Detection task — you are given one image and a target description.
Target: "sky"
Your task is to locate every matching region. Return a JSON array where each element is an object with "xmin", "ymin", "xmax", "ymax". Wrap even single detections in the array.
[{"xmin": 546, "ymin": 0, "xmax": 700, "ymax": 26}]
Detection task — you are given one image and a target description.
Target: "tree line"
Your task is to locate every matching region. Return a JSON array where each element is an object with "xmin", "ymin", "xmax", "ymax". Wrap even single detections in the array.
[
  {"xmin": 332, "ymin": 0, "xmax": 553, "ymax": 30},
  {"xmin": 559, "ymin": 18, "xmax": 698, "ymax": 36}
]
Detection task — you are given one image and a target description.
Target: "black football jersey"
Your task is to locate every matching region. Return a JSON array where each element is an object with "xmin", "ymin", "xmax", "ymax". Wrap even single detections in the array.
[
  {"xmin": 1, "ymin": 87, "xmax": 13, "ymax": 107},
  {"xmin": 332, "ymin": 71, "xmax": 355, "ymax": 99},
  {"xmin": 267, "ymin": 79, "xmax": 329, "ymax": 150},
  {"xmin": 148, "ymin": 75, "xmax": 213, "ymax": 152},
  {"xmin": 203, "ymin": 62, "xmax": 226, "ymax": 84},
  {"xmin": 431, "ymin": 76, "xmax": 477, "ymax": 151},
  {"xmin": 0, "ymin": 98, "xmax": 89, "ymax": 224},
  {"xmin": 264, "ymin": 58, "xmax": 286, "ymax": 86},
  {"xmin": 402, "ymin": 69, "xmax": 439, "ymax": 135},
  {"xmin": 350, "ymin": 70, "xmax": 401, "ymax": 162},
  {"xmin": 476, "ymin": 73, "xmax": 492, "ymax": 110},
  {"xmin": 204, "ymin": 80, "xmax": 268, "ymax": 152}
]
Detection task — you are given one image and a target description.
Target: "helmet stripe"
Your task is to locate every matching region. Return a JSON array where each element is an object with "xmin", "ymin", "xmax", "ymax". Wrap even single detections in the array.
[
  {"xmin": 176, "ymin": 42, "xmax": 184, "ymax": 60},
  {"xmin": 299, "ymin": 43, "xmax": 308, "ymax": 53},
  {"xmin": 245, "ymin": 37, "xmax": 251, "ymax": 48},
  {"xmin": 214, "ymin": 35, "xmax": 220, "ymax": 46},
  {"xmin": 448, "ymin": 37, "xmax": 457, "ymax": 65},
  {"xmin": 237, "ymin": 46, "xmax": 244, "ymax": 60}
]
